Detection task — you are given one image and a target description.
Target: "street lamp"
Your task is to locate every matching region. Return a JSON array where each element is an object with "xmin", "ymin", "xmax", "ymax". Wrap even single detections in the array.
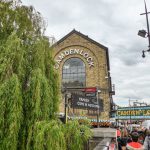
[
  {"xmin": 129, "ymin": 99, "xmax": 138, "ymax": 130},
  {"xmin": 138, "ymin": 0, "xmax": 150, "ymax": 58},
  {"xmin": 62, "ymin": 86, "xmax": 71, "ymax": 124},
  {"xmin": 97, "ymin": 88, "xmax": 101, "ymax": 128},
  {"xmin": 138, "ymin": 29, "xmax": 147, "ymax": 38}
]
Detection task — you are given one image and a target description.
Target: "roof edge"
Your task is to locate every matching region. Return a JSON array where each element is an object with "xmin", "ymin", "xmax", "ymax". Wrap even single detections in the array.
[
  {"xmin": 52, "ymin": 29, "xmax": 110, "ymax": 70},
  {"xmin": 53, "ymin": 29, "xmax": 108, "ymax": 50}
]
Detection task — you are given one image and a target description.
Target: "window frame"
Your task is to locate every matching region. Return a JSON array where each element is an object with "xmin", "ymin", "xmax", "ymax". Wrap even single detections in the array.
[{"xmin": 62, "ymin": 57, "xmax": 86, "ymax": 88}]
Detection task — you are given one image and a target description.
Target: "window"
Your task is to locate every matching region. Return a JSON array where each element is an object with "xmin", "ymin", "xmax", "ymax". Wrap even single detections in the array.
[{"xmin": 62, "ymin": 58, "xmax": 86, "ymax": 88}]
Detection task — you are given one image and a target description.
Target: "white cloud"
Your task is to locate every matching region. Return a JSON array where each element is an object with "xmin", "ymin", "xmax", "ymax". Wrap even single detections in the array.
[{"xmin": 22, "ymin": 0, "xmax": 150, "ymax": 106}]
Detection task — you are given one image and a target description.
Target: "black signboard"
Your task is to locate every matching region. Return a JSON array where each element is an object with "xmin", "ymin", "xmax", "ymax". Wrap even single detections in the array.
[{"xmin": 71, "ymin": 94, "xmax": 103, "ymax": 111}]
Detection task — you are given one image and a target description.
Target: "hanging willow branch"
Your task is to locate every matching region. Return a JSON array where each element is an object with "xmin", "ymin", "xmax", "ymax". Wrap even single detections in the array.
[
  {"xmin": 0, "ymin": 1, "xmax": 92, "ymax": 150},
  {"xmin": 64, "ymin": 120, "xmax": 92, "ymax": 150},
  {"xmin": 27, "ymin": 120, "xmax": 66, "ymax": 150},
  {"xmin": 0, "ymin": 74, "xmax": 23, "ymax": 150}
]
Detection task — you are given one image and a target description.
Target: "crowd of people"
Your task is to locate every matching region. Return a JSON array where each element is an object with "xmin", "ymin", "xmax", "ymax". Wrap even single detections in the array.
[{"xmin": 117, "ymin": 126, "xmax": 150, "ymax": 150}]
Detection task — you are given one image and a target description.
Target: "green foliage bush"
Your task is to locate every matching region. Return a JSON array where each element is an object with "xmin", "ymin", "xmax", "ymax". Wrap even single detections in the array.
[{"xmin": 64, "ymin": 120, "xmax": 92, "ymax": 150}]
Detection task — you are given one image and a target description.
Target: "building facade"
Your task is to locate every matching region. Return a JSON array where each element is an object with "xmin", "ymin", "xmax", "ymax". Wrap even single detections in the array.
[{"xmin": 53, "ymin": 29, "xmax": 115, "ymax": 120}]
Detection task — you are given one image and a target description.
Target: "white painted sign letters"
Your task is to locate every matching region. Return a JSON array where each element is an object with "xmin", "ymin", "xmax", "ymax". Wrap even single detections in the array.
[{"xmin": 54, "ymin": 49, "xmax": 94, "ymax": 69}]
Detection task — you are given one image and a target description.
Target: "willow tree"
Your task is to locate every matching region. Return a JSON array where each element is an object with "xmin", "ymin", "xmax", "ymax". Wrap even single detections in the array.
[
  {"xmin": 0, "ymin": 1, "xmax": 60, "ymax": 150},
  {"xmin": 0, "ymin": 1, "xmax": 92, "ymax": 150},
  {"xmin": 64, "ymin": 120, "xmax": 92, "ymax": 150}
]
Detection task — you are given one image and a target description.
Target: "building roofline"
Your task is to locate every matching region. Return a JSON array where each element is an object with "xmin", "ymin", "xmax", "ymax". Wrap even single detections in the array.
[{"xmin": 53, "ymin": 29, "xmax": 110, "ymax": 70}]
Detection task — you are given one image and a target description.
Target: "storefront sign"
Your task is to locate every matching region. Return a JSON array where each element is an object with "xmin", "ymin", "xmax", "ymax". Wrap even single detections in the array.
[
  {"xmin": 116, "ymin": 106, "xmax": 150, "ymax": 120},
  {"xmin": 71, "ymin": 94, "xmax": 99, "ymax": 110},
  {"xmin": 54, "ymin": 49, "xmax": 94, "ymax": 69},
  {"xmin": 83, "ymin": 87, "xmax": 97, "ymax": 92},
  {"xmin": 85, "ymin": 93, "xmax": 96, "ymax": 97}
]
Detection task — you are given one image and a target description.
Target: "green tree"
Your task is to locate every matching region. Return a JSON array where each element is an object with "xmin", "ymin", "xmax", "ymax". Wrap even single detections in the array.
[
  {"xmin": 0, "ymin": 1, "xmax": 60, "ymax": 149},
  {"xmin": 64, "ymin": 120, "xmax": 92, "ymax": 150},
  {"xmin": 0, "ymin": 1, "xmax": 92, "ymax": 150}
]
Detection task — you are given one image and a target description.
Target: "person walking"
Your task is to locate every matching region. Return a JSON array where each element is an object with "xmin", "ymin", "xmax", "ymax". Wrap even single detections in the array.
[
  {"xmin": 126, "ymin": 132, "xmax": 144, "ymax": 150},
  {"xmin": 118, "ymin": 127, "xmax": 132, "ymax": 150},
  {"xmin": 144, "ymin": 130, "xmax": 150, "ymax": 150}
]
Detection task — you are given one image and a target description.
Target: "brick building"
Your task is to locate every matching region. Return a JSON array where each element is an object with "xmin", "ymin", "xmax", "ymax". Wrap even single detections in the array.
[{"xmin": 53, "ymin": 29, "xmax": 115, "ymax": 120}]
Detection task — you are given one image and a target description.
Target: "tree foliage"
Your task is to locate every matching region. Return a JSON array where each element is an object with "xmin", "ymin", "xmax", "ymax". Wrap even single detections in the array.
[
  {"xmin": 64, "ymin": 120, "xmax": 92, "ymax": 150},
  {"xmin": 27, "ymin": 120, "xmax": 66, "ymax": 150},
  {"xmin": 0, "ymin": 74, "xmax": 22, "ymax": 150},
  {"xmin": 0, "ymin": 1, "xmax": 92, "ymax": 150}
]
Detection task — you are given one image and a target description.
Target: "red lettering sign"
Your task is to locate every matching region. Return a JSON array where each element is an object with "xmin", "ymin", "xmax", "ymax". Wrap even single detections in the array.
[{"xmin": 83, "ymin": 87, "xmax": 97, "ymax": 92}]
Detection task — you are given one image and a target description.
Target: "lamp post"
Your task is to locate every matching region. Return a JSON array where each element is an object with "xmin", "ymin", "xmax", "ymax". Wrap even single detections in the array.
[
  {"xmin": 64, "ymin": 92, "xmax": 68, "ymax": 124},
  {"xmin": 129, "ymin": 99, "xmax": 139, "ymax": 131},
  {"xmin": 62, "ymin": 86, "xmax": 70, "ymax": 124},
  {"xmin": 138, "ymin": 0, "xmax": 150, "ymax": 57},
  {"xmin": 97, "ymin": 88, "xmax": 101, "ymax": 128},
  {"xmin": 62, "ymin": 86, "xmax": 68, "ymax": 124},
  {"xmin": 117, "ymin": 106, "xmax": 119, "ymax": 127},
  {"xmin": 129, "ymin": 98, "xmax": 132, "ymax": 130}
]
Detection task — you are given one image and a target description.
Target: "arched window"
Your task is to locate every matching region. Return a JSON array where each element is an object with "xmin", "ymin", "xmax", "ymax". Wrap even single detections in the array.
[{"xmin": 62, "ymin": 58, "xmax": 86, "ymax": 88}]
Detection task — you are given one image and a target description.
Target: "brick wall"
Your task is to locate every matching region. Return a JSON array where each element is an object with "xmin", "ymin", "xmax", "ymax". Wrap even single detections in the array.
[{"xmin": 53, "ymin": 31, "xmax": 111, "ymax": 119}]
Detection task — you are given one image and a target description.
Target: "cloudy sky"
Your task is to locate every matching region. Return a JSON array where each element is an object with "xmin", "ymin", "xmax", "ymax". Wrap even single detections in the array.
[{"xmin": 22, "ymin": 0, "xmax": 150, "ymax": 106}]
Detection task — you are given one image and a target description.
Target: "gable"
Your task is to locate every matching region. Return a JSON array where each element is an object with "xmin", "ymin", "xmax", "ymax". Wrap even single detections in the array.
[{"xmin": 53, "ymin": 29, "xmax": 110, "ymax": 71}]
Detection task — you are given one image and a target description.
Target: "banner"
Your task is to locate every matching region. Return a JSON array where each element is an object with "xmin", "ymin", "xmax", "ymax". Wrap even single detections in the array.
[
  {"xmin": 116, "ymin": 106, "xmax": 150, "ymax": 120},
  {"xmin": 71, "ymin": 94, "xmax": 103, "ymax": 111}
]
